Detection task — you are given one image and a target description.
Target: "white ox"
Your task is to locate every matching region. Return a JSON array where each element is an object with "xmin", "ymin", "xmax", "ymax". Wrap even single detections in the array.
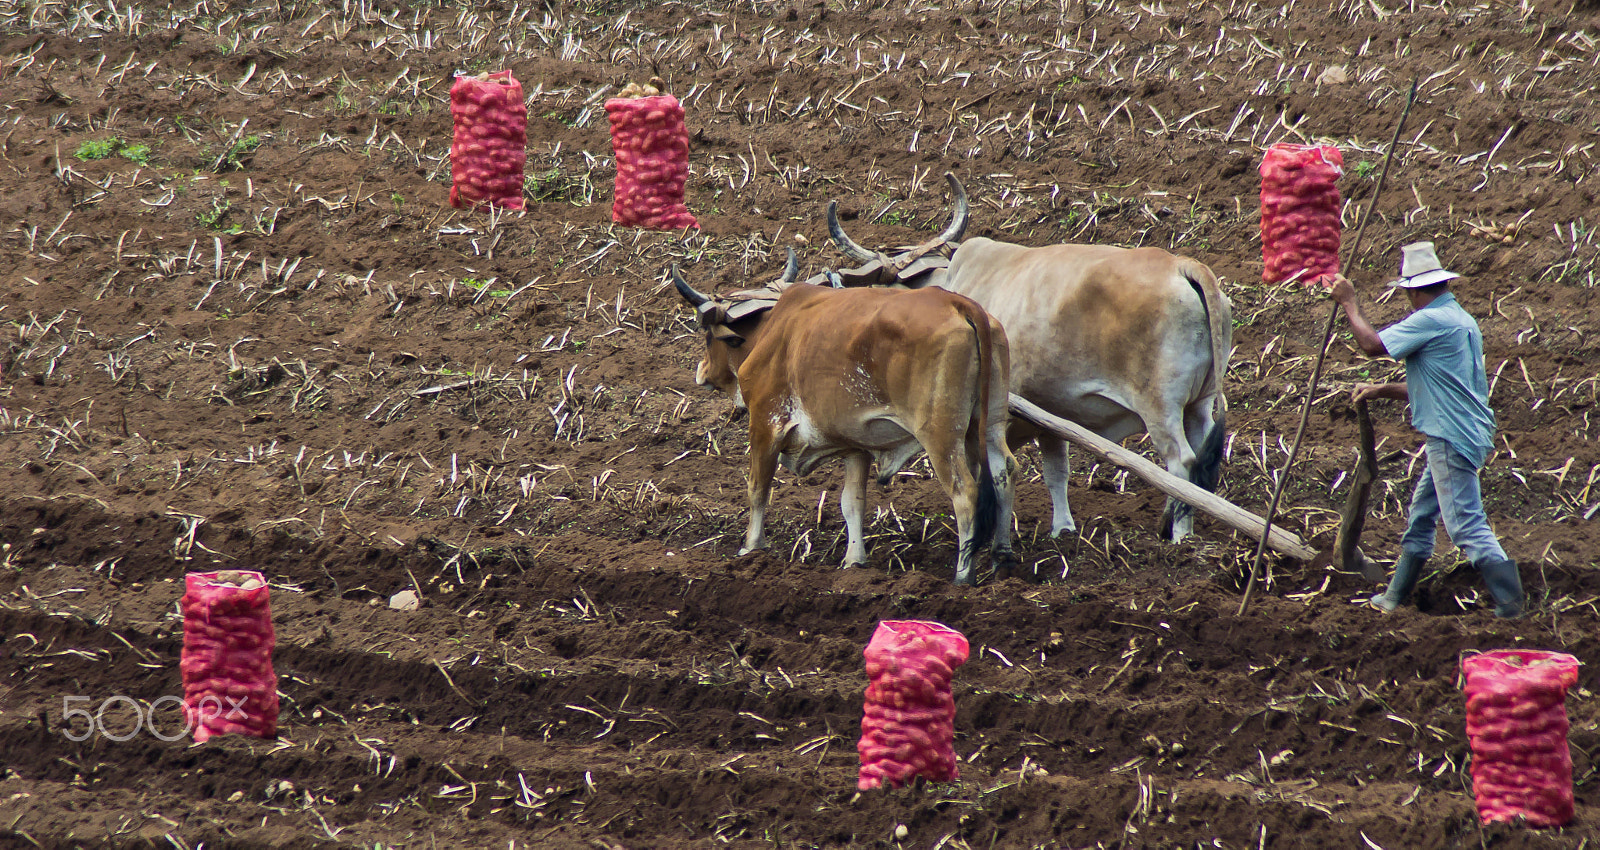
[{"xmin": 828, "ymin": 174, "xmax": 1232, "ymax": 545}]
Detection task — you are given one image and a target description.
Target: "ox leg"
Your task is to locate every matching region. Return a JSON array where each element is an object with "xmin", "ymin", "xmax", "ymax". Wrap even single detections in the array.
[
  {"xmin": 1161, "ymin": 492, "xmax": 1195, "ymax": 541},
  {"xmin": 1150, "ymin": 419, "xmax": 1199, "ymax": 542},
  {"xmin": 740, "ymin": 437, "xmax": 780, "ymax": 556},
  {"xmin": 1161, "ymin": 401, "xmax": 1222, "ymax": 543},
  {"xmin": 840, "ymin": 452, "xmax": 870, "ymax": 568},
  {"xmin": 1037, "ymin": 435, "xmax": 1077, "ymax": 538},
  {"xmin": 989, "ymin": 433, "xmax": 1019, "ymax": 566},
  {"xmin": 925, "ymin": 452, "xmax": 982, "ymax": 586}
]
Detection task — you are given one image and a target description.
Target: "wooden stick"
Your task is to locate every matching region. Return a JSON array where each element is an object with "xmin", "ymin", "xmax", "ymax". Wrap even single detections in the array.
[
  {"xmin": 1008, "ymin": 395, "xmax": 1317, "ymax": 561},
  {"xmin": 1335, "ymin": 399, "xmax": 1385, "ymax": 581},
  {"xmin": 1236, "ymin": 80, "xmax": 1418, "ymax": 616}
]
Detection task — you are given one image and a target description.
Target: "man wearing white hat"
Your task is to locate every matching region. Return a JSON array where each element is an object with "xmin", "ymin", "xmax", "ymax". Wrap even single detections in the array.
[{"xmin": 1326, "ymin": 242, "xmax": 1524, "ymax": 619}]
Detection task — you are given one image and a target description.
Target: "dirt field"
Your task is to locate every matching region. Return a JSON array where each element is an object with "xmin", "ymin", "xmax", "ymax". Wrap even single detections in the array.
[{"xmin": 4, "ymin": 0, "xmax": 1600, "ymax": 847}]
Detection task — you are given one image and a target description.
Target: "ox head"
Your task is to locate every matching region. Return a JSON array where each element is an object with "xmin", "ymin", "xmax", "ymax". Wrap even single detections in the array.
[
  {"xmin": 672, "ymin": 249, "xmax": 799, "ymax": 407},
  {"xmin": 826, "ymin": 172, "xmax": 970, "ymax": 274}
]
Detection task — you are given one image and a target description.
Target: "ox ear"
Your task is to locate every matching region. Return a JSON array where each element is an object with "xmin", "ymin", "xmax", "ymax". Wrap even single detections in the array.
[{"xmin": 711, "ymin": 325, "xmax": 745, "ymax": 348}]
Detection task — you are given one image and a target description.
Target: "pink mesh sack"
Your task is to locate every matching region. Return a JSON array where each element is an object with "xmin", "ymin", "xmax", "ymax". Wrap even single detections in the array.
[
  {"xmin": 606, "ymin": 92, "xmax": 697, "ymax": 231},
  {"xmin": 181, "ymin": 570, "xmax": 279, "ymax": 742},
  {"xmin": 858, "ymin": 620, "xmax": 969, "ymax": 790},
  {"xmin": 1260, "ymin": 143, "xmax": 1342, "ymax": 285},
  {"xmin": 1461, "ymin": 650, "xmax": 1581, "ymax": 827},
  {"xmin": 449, "ymin": 70, "xmax": 526, "ymax": 210}
]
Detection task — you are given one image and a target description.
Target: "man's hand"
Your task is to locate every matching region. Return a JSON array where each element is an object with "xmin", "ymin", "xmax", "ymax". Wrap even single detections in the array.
[
  {"xmin": 1326, "ymin": 274, "xmax": 1357, "ymax": 305},
  {"xmin": 1327, "ymin": 274, "xmax": 1391, "ymax": 358},
  {"xmin": 1353, "ymin": 382, "xmax": 1407, "ymax": 403},
  {"xmin": 1352, "ymin": 382, "xmax": 1385, "ymax": 403}
]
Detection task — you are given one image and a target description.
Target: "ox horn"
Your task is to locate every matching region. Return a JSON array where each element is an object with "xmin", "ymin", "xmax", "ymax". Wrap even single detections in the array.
[
  {"xmin": 933, "ymin": 172, "xmax": 970, "ymax": 245},
  {"xmin": 780, "ymin": 246, "xmax": 800, "ymax": 283},
  {"xmin": 826, "ymin": 200, "xmax": 877, "ymax": 264},
  {"xmin": 670, "ymin": 264, "xmax": 710, "ymax": 308}
]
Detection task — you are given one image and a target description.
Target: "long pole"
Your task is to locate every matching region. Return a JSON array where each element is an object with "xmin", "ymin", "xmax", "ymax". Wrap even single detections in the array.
[{"xmin": 1236, "ymin": 79, "xmax": 1418, "ymax": 617}]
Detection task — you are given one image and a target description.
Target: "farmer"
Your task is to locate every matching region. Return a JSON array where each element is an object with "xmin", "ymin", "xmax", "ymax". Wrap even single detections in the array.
[{"xmin": 1326, "ymin": 241, "xmax": 1524, "ymax": 619}]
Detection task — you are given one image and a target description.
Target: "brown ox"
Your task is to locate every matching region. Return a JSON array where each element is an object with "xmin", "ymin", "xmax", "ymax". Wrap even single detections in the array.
[
  {"xmin": 672, "ymin": 258, "xmax": 1015, "ymax": 585},
  {"xmin": 828, "ymin": 174, "xmax": 1232, "ymax": 545}
]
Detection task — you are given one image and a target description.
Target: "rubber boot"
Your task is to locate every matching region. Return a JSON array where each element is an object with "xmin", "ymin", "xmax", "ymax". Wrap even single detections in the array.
[
  {"xmin": 1477, "ymin": 557, "xmax": 1525, "ymax": 619},
  {"xmin": 1369, "ymin": 551, "xmax": 1428, "ymax": 613}
]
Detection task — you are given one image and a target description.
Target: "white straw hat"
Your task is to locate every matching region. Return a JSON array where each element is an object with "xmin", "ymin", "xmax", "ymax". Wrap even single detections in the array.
[{"xmin": 1388, "ymin": 241, "xmax": 1461, "ymax": 288}]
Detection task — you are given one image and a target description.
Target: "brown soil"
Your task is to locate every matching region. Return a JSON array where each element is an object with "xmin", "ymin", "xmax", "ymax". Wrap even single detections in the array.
[{"xmin": 3, "ymin": 1, "xmax": 1600, "ymax": 847}]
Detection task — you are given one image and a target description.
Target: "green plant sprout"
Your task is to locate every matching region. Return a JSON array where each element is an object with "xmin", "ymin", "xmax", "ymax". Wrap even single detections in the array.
[
  {"xmin": 74, "ymin": 138, "xmax": 120, "ymax": 160},
  {"xmin": 224, "ymin": 134, "xmax": 263, "ymax": 169},
  {"xmin": 197, "ymin": 199, "xmax": 232, "ymax": 230}
]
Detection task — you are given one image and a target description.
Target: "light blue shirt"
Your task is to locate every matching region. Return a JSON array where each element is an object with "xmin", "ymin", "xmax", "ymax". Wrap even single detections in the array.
[{"xmin": 1378, "ymin": 292, "xmax": 1496, "ymax": 466}]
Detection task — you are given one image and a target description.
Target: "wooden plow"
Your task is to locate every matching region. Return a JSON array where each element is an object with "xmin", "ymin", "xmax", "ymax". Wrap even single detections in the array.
[{"xmin": 1008, "ymin": 395, "xmax": 1317, "ymax": 561}]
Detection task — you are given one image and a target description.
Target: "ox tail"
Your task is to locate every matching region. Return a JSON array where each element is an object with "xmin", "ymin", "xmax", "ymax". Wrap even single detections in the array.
[
  {"xmin": 1192, "ymin": 407, "xmax": 1226, "ymax": 492},
  {"xmin": 1180, "ymin": 258, "xmax": 1233, "ymax": 496},
  {"xmin": 958, "ymin": 303, "xmax": 1001, "ymax": 566}
]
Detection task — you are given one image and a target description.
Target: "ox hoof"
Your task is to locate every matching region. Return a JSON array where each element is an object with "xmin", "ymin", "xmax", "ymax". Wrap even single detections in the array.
[
  {"xmin": 1048, "ymin": 525, "xmax": 1077, "ymax": 540},
  {"xmin": 991, "ymin": 552, "xmax": 1027, "ymax": 583}
]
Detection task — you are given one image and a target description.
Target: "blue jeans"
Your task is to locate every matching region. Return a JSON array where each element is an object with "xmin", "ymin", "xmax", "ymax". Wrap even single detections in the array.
[{"xmin": 1399, "ymin": 437, "xmax": 1507, "ymax": 563}]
